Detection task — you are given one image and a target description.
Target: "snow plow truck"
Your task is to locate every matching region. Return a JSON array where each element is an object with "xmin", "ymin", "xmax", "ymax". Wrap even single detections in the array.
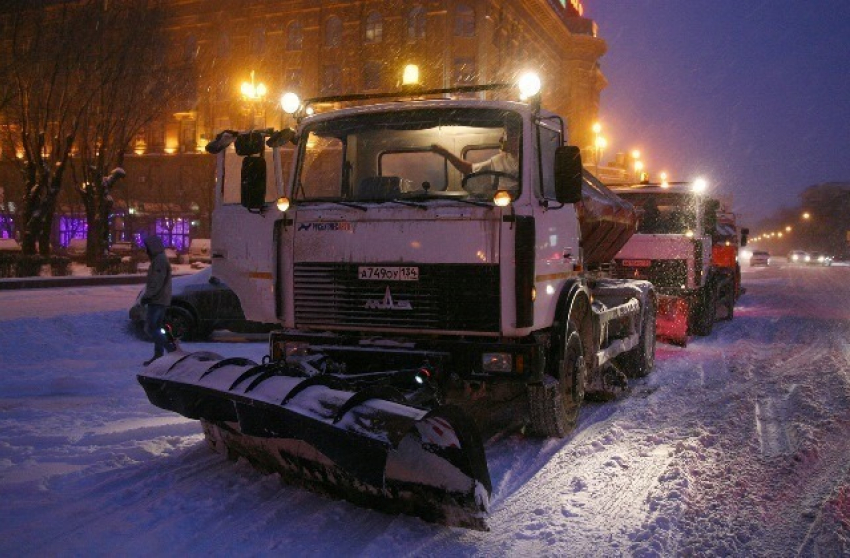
[
  {"xmin": 138, "ymin": 75, "xmax": 657, "ymax": 530},
  {"xmin": 610, "ymin": 182, "xmax": 748, "ymax": 346}
]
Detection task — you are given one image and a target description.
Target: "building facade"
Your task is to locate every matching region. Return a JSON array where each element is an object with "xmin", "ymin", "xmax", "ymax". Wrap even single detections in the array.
[{"xmin": 1, "ymin": 0, "xmax": 606, "ymax": 251}]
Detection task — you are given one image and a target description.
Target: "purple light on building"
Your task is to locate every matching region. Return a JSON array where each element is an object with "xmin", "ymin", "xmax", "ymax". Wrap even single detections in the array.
[
  {"xmin": 59, "ymin": 217, "xmax": 88, "ymax": 247},
  {"xmin": 155, "ymin": 218, "xmax": 190, "ymax": 251}
]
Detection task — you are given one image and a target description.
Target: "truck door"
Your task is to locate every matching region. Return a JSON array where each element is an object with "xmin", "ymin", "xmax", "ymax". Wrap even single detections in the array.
[
  {"xmin": 210, "ymin": 145, "xmax": 281, "ymax": 324},
  {"xmin": 531, "ymin": 120, "xmax": 582, "ymax": 330}
]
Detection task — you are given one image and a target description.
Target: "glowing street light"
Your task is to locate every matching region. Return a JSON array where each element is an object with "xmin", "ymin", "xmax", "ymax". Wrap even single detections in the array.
[
  {"xmin": 785, "ymin": 226, "xmax": 792, "ymax": 232},
  {"xmin": 802, "ymin": 211, "xmax": 811, "ymax": 220}
]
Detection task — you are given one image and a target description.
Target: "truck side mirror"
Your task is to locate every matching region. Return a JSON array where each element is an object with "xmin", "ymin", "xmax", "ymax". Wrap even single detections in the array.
[
  {"xmin": 241, "ymin": 157, "xmax": 266, "ymax": 210},
  {"xmin": 740, "ymin": 227, "xmax": 749, "ymax": 247},
  {"xmin": 554, "ymin": 146, "xmax": 583, "ymax": 204}
]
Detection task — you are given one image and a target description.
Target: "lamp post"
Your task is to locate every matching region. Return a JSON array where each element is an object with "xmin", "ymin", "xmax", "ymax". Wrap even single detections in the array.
[
  {"xmin": 240, "ymin": 70, "xmax": 268, "ymax": 129},
  {"xmin": 594, "ymin": 135, "xmax": 607, "ymax": 177}
]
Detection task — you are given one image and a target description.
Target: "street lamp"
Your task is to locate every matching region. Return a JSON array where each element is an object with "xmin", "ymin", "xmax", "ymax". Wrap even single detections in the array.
[
  {"xmin": 785, "ymin": 226, "xmax": 792, "ymax": 232},
  {"xmin": 802, "ymin": 211, "xmax": 811, "ymax": 220},
  {"xmin": 241, "ymin": 70, "xmax": 267, "ymax": 129},
  {"xmin": 660, "ymin": 171, "xmax": 669, "ymax": 188},
  {"xmin": 692, "ymin": 177, "xmax": 708, "ymax": 237}
]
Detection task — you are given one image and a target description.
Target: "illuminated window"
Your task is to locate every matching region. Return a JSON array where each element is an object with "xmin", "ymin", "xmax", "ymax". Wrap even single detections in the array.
[
  {"xmin": 408, "ymin": 6, "xmax": 426, "ymax": 41},
  {"xmin": 286, "ymin": 20, "xmax": 303, "ymax": 51},
  {"xmin": 59, "ymin": 217, "xmax": 87, "ymax": 248},
  {"xmin": 156, "ymin": 218, "xmax": 190, "ymax": 252},
  {"xmin": 325, "ymin": 16, "xmax": 342, "ymax": 48},
  {"xmin": 455, "ymin": 4, "xmax": 475, "ymax": 37},
  {"xmin": 321, "ymin": 65, "xmax": 341, "ymax": 95},
  {"xmin": 364, "ymin": 11, "xmax": 382, "ymax": 44},
  {"xmin": 363, "ymin": 61, "xmax": 382, "ymax": 90}
]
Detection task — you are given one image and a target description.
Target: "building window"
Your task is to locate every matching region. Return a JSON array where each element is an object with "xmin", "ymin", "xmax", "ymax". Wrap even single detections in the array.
[
  {"xmin": 455, "ymin": 4, "xmax": 475, "ymax": 37},
  {"xmin": 250, "ymin": 27, "xmax": 266, "ymax": 55},
  {"xmin": 453, "ymin": 57, "xmax": 477, "ymax": 86},
  {"xmin": 286, "ymin": 68, "xmax": 302, "ymax": 91},
  {"xmin": 156, "ymin": 218, "xmax": 190, "ymax": 251},
  {"xmin": 363, "ymin": 61, "xmax": 382, "ymax": 90},
  {"xmin": 407, "ymin": 6, "xmax": 425, "ymax": 41},
  {"xmin": 321, "ymin": 65, "xmax": 341, "ymax": 95},
  {"xmin": 364, "ymin": 11, "xmax": 383, "ymax": 44},
  {"xmin": 286, "ymin": 20, "xmax": 303, "ymax": 51},
  {"xmin": 325, "ymin": 16, "xmax": 342, "ymax": 48}
]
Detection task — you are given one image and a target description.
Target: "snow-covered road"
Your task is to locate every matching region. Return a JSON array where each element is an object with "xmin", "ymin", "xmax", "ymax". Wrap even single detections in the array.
[{"xmin": 1, "ymin": 263, "xmax": 848, "ymax": 556}]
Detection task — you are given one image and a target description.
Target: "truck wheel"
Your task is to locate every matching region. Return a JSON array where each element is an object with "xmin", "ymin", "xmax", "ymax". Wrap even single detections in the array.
[
  {"xmin": 617, "ymin": 296, "xmax": 656, "ymax": 378},
  {"xmin": 691, "ymin": 285, "xmax": 716, "ymax": 336},
  {"xmin": 528, "ymin": 329, "xmax": 586, "ymax": 437}
]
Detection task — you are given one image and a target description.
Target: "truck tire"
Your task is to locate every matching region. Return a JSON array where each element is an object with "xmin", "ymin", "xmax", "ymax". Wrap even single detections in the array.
[
  {"xmin": 617, "ymin": 296, "xmax": 656, "ymax": 378},
  {"xmin": 528, "ymin": 328, "xmax": 586, "ymax": 437},
  {"xmin": 691, "ymin": 284, "xmax": 716, "ymax": 336}
]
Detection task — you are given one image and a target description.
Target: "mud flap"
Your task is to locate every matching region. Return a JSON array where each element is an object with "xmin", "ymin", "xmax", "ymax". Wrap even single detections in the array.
[{"xmin": 656, "ymin": 296, "xmax": 689, "ymax": 347}]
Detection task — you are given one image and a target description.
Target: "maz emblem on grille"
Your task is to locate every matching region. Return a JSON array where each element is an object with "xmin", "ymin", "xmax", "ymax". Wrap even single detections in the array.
[{"xmin": 364, "ymin": 286, "xmax": 413, "ymax": 310}]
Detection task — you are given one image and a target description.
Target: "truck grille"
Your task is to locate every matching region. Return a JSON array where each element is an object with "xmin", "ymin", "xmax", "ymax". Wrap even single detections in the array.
[
  {"xmin": 614, "ymin": 260, "xmax": 688, "ymax": 290},
  {"xmin": 293, "ymin": 263, "xmax": 500, "ymax": 332}
]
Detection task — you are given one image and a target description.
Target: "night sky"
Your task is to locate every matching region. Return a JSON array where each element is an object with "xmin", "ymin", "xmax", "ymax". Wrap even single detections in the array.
[{"xmin": 589, "ymin": 0, "xmax": 850, "ymax": 225}]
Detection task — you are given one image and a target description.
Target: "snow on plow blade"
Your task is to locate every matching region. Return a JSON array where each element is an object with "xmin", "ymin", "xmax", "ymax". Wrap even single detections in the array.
[
  {"xmin": 137, "ymin": 352, "xmax": 491, "ymax": 530},
  {"xmin": 656, "ymin": 296, "xmax": 689, "ymax": 347}
]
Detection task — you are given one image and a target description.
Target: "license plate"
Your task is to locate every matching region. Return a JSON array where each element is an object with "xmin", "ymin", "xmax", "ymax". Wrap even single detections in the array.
[
  {"xmin": 622, "ymin": 259, "xmax": 652, "ymax": 268},
  {"xmin": 358, "ymin": 266, "xmax": 419, "ymax": 281}
]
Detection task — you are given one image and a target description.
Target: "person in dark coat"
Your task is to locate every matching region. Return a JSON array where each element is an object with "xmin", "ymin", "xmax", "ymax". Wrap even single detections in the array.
[{"xmin": 141, "ymin": 235, "xmax": 175, "ymax": 365}]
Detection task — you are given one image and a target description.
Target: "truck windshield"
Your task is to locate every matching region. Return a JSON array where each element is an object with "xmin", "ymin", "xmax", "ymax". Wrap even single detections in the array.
[
  {"xmin": 617, "ymin": 191, "xmax": 699, "ymax": 234},
  {"xmin": 292, "ymin": 108, "xmax": 522, "ymax": 202}
]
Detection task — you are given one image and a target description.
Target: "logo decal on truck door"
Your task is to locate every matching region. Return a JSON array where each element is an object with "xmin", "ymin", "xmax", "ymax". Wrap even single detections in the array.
[{"xmin": 364, "ymin": 286, "xmax": 413, "ymax": 310}]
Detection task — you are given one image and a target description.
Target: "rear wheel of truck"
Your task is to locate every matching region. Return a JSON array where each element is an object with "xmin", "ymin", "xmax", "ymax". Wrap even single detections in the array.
[
  {"xmin": 528, "ymin": 328, "xmax": 586, "ymax": 437},
  {"xmin": 617, "ymin": 296, "xmax": 656, "ymax": 378}
]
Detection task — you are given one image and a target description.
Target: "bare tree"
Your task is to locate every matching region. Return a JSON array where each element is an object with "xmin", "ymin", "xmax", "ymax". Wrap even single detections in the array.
[
  {"xmin": 2, "ymin": 0, "xmax": 193, "ymax": 262},
  {"xmin": 2, "ymin": 1, "xmax": 102, "ymax": 256},
  {"xmin": 72, "ymin": 0, "xmax": 192, "ymax": 265}
]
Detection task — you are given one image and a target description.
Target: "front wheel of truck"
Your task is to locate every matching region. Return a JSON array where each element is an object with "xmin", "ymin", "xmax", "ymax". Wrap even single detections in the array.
[{"xmin": 528, "ymin": 328, "xmax": 586, "ymax": 438}]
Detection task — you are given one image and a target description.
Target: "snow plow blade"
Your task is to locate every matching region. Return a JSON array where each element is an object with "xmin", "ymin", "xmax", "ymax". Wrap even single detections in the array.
[
  {"xmin": 656, "ymin": 296, "xmax": 689, "ymax": 347},
  {"xmin": 137, "ymin": 351, "xmax": 491, "ymax": 530}
]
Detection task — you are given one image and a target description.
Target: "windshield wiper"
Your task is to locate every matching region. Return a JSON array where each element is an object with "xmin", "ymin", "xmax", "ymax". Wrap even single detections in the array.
[
  {"xmin": 385, "ymin": 199, "xmax": 427, "ymax": 210},
  {"xmin": 402, "ymin": 193, "xmax": 493, "ymax": 208}
]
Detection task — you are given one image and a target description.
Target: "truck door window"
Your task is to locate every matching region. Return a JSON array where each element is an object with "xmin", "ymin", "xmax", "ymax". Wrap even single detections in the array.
[
  {"xmin": 538, "ymin": 124, "xmax": 561, "ymax": 199},
  {"xmin": 298, "ymin": 134, "xmax": 344, "ymax": 199},
  {"xmin": 222, "ymin": 145, "xmax": 294, "ymax": 205}
]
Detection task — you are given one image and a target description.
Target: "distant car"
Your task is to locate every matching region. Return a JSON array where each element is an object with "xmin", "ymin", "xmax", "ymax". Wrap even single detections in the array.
[
  {"xmin": 129, "ymin": 266, "xmax": 276, "ymax": 340},
  {"xmin": 788, "ymin": 250, "xmax": 808, "ymax": 265},
  {"xmin": 749, "ymin": 250, "xmax": 770, "ymax": 267},
  {"xmin": 807, "ymin": 252, "xmax": 832, "ymax": 266}
]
